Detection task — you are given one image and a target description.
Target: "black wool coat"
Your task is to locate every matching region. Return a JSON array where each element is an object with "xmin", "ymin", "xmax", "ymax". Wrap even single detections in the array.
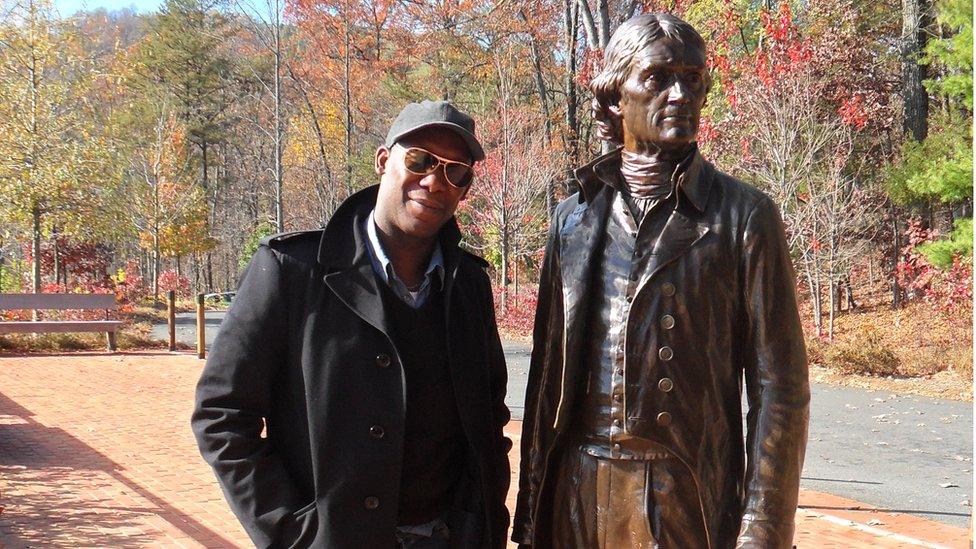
[{"xmin": 192, "ymin": 186, "xmax": 512, "ymax": 549}]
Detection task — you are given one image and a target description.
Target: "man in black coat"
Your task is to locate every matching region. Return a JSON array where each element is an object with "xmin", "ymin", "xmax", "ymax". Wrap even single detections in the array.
[{"xmin": 192, "ymin": 100, "xmax": 512, "ymax": 549}]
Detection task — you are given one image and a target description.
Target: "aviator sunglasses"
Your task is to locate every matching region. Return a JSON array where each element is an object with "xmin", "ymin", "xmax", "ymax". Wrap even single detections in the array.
[{"xmin": 400, "ymin": 146, "xmax": 474, "ymax": 188}]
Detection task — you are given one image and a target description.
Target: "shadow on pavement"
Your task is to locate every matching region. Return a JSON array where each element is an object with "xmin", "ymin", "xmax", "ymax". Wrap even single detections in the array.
[{"xmin": 0, "ymin": 391, "xmax": 236, "ymax": 547}]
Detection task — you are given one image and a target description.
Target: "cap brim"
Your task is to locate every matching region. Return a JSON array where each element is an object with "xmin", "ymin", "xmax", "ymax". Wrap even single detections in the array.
[{"xmin": 386, "ymin": 122, "xmax": 485, "ymax": 162}]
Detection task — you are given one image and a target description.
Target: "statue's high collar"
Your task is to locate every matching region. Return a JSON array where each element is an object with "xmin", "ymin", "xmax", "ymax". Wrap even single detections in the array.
[{"xmin": 573, "ymin": 145, "xmax": 712, "ymax": 212}]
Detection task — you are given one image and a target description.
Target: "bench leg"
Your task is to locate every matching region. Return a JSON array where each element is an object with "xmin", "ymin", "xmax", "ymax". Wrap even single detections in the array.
[{"xmin": 107, "ymin": 331, "xmax": 117, "ymax": 352}]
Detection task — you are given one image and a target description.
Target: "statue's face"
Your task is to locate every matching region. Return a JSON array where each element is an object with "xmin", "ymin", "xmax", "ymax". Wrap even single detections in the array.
[{"xmin": 617, "ymin": 36, "xmax": 708, "ymax": 151}]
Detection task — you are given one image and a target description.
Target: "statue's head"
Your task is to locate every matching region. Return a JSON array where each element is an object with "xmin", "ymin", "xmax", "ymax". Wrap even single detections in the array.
[{"xmin": 591, "ymin": 13, "xmax": 711, "ymax": 151}]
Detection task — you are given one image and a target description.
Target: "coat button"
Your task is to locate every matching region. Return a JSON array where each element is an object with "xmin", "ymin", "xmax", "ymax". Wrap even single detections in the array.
[
  {"xmin": 658, "ymin": 378, "xmax": 674, "ymax": 392},
  {"xmin": 376, "ymin": 354, "xmax": 391, "ymax": 368},
  {"xmin": 658, "ymin": 346, "xmax": 674, "ymax": 361},
  {"xmin": 369, "ymin": 425, "xmax": 385, "ymax": 439},
  {"xmin": 657, "ymin": 412, "xmax": 672, "ymax": 426},
  {"xmin": 661, "ymin": 315, "xmax": 676, "ymax": 330},
  {"xmin": 364, "ymin": 496, "xmax": 380, "ymax": 510},
  {"xmin": 661, "ymin": 282, "xmax": 676, "ymax": 296}
]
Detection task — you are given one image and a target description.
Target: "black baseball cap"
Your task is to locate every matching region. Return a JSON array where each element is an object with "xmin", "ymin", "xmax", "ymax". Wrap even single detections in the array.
[{"xmin": 385, "ymin": 100, "xmax": 485, "ymax": 162}]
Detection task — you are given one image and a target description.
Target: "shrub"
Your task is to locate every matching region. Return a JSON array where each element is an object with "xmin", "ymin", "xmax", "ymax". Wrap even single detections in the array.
[
  {"xmin": 158, "ymin": 269, "xmax": 191, "ymax": 299},
  {"xmin": 493, "ymin": 285, "xmax": 538, "ymax": 338},
  {"xmin": 805, "ymin": 336, "xmax": 827, "ymax": 366},
  {"xmin": 826, "ymin": 329, "xmax": 901, "ymax": 376}
]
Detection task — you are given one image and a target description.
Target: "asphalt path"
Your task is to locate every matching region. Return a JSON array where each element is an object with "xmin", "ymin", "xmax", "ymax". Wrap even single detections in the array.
[{"xmin": 156, "ymin": 312, "xmax": 973, "ymax": 528}]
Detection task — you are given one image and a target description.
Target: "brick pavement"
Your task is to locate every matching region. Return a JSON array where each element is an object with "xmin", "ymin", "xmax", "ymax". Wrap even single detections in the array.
[{"xmin": 0, "ymin": 353, "xmax": 968, "ymax": 548}]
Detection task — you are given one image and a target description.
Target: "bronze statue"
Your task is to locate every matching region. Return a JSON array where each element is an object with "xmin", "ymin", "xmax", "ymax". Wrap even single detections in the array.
[{"xmin": 513, "ymin": 13, "xmax": 810, "ymax": 548}]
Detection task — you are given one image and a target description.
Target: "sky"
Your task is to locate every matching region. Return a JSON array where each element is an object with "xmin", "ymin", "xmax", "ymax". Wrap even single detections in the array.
[{"xmin": 52, "ymin": 0, "xmax": 163, "ymax": 16}]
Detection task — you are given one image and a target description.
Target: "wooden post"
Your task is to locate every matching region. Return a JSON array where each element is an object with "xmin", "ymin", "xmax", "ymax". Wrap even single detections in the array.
[
  {"xmin": 196, "ymin": 293, "xmax": 206, "ymax": 359},
  {"xmin": 167, "ymin": 290, "xmax": 176, "ymax": 352}
]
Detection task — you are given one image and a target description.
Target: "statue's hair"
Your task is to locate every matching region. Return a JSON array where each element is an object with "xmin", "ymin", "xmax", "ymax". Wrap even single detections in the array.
[{"xmin": 590, "ymin": 13, "xmax": 710, "ymax": 144}]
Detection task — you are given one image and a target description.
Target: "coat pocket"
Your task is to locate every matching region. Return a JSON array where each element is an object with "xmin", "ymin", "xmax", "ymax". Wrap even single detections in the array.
[{"xmin": 273, "ymin": 500, "xmax": 318, "ymax": 549}]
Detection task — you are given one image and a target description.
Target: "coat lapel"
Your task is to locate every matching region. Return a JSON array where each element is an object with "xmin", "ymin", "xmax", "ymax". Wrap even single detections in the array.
[
  {"xmin": 635, "ymin": 153, "xmax": 714, "ymax": 294},
  {"xmin": 552, "ymin": 158, "xmax": 614, "ymax": 427},
  {"xmin": 558, "ymin": 189, "xmax": 610, "ymax": 342},
  {"xmin": 319, "ymin": 185, "xmax": 393, "ymax": 339},
  {"xmin": 636, "ymin": 207, "xmax": 710, "ymax": 294},
  {"xmin": 324, "ymin": 259, "xmax": 391, "ymax": 339}
]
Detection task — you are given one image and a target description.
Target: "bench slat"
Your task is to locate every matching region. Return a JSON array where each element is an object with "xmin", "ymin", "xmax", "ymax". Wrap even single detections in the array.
[
  {"xmin": 0, "ymin": 293, "xmax": 118, "ymax": 310},
  {"xmin": 0, "ymin": 321, "xmax": 123, "ymax": 334}
]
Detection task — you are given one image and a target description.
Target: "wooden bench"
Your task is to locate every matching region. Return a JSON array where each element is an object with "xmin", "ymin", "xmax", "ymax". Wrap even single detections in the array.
[{"xmin": 0, "ymin": 293, "xmax": 123, "ymax": 351}]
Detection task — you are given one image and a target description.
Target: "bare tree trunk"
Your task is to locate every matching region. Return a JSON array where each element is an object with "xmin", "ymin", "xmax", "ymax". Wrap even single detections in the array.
[
  {"xmin": 288, "ymin": 65, "xmax": 336, "ymax": 212},
  {"xmin": 52, "ymin": 232, "xmax": 61, "ymax": 288},
  {"xmin": 206, "ymin": 250, "xmax": 214, "ymax": 292},
  {"xmin": 828, "ymin": 275, "xmax": 835, "ymax": 341},
  {"xmin": 563, "ymin": 0, "xmax": 581, "ymax": 199},
  {"xmin": 844, "ymin": 274, "xmax": 856, "ymax": 310},
  {"xmin": 802, "ymin": 250, "xmax": 823, "ymax": 337},
  {"xmin": 520, "ymin": 10, "xmax": 555, "ymax": 214},
  {"xmin": 890, "ymin": 204, "xmax": 902, "ymax": 308},
  {"xmin": 201, "ymin": 139, "xmax": 209, "ymax": 190},
  {"xmin": 153, "ymin": 233, "xmax": 161, "ymax": 302},
  {"xmin": 28, "ymin": 1, "xmax": 41, "ymax": 300},
  {"xmin": 343, "ymin": 1, "xmax": 354, "ymax": 194},
  {"xmin": 578, "ymin": 0, "xmax": 599, "ymax": 49},
  {"xmin": 273, "ymin": 0, "xmax": 284, "ymax": 231},
  {"xmin": 500, "ymin": 87, "xmax": 510, "ymax": 316},
  {"xmin": 901, "ymin": 0, "xmax": 930, "ymax": 141},
  {"xmin": 31, "ymin": 205, "xmax": 41, "ymax": 294},
  {"xmin": 596, "ymin": 0, "xmax": 610, "ymax": 48},
  {"xmin": 513, "ymin": 257, "xmax": 519, "ymax": 305}
]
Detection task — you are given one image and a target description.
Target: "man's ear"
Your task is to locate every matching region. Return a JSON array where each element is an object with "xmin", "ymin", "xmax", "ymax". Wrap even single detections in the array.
[{"xmin": 375, "ymin": 146, "xmax": 390, "ymax": 175}]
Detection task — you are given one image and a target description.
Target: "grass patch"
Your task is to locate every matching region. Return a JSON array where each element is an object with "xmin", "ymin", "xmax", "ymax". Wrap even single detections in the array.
[{"xmin": 0, "ymin": 320, "xmax": 174, "ymax": 352}]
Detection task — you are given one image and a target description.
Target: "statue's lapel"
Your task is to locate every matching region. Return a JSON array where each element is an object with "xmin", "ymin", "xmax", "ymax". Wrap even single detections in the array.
[{"xmin": 559, "ymin": 187, "xmax": 611, "ymax": 337}]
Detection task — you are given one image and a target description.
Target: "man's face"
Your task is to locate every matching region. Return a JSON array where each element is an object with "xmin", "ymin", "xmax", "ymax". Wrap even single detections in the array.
[
  {"xmin": 617, "ymin": 36, "xmax": 708, "ymax": 151},
  {"xmin": 374, "ymin": 128, "xmax": 471, "ymax": 241}
]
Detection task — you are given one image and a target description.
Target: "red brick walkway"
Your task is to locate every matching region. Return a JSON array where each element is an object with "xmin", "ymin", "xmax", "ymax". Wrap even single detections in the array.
[{"xmin": 0, "ymin": 353, "xmax": 968, "ymax": 548}]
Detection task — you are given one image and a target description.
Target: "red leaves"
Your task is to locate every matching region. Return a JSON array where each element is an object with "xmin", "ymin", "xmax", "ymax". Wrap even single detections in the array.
[
  {"xmin": 760, "ymin": 2, "xmax": 794, "ymax": 44},
  {"xmin": 838, "ymin": 94, "xmax": 869, "ymax": 129},
  {"xmin": 575, "ymin": 48, "xmax": 603, "ymax": 90},
  {"xmin": 696, "ymin": 117, "xmax": 719, "ymax": 146},
  {"xmin": 896, "ymin": 219, "xmax": 973, "ymax": 317},
  {"xmin": 158, "ymin": 270, "xmax": 191, "ymax": 299},
  {"xmin": 492, "ymin": 284, "xmax": 538, "ymax": 336}
]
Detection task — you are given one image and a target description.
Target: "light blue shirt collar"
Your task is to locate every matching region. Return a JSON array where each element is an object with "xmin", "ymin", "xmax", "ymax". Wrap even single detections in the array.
[{"xmin": 365, "ymin": 210, "xmax": 444, "ymax": 308}]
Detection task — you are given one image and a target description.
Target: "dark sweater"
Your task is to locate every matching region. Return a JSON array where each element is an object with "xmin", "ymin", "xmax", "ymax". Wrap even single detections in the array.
[{"xmin": 379, "ymin": 282, "xmax": 465, "ymax": 526}]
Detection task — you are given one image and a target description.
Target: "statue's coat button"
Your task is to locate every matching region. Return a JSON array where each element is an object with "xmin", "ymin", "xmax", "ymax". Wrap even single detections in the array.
[{"xmin": 657, "ymin": 412, "xmax": 672, "ymax": 426}]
